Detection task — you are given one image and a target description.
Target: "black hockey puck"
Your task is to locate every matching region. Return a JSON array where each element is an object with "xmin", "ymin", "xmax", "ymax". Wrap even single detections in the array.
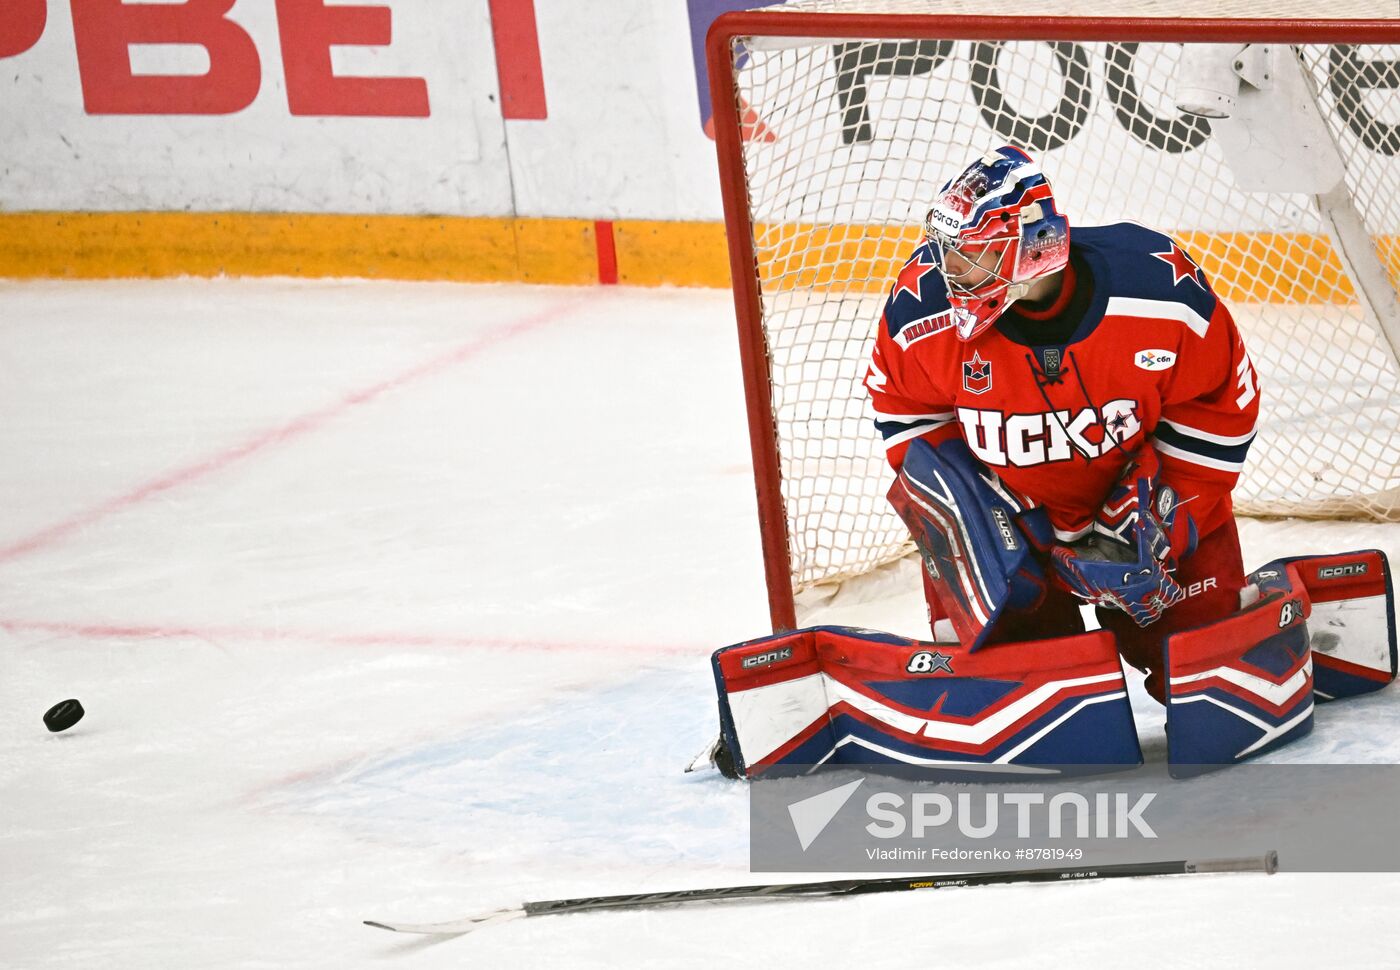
[{"xmin": 43, "ymin": 698, "xmax": 84, "ymax": 733}]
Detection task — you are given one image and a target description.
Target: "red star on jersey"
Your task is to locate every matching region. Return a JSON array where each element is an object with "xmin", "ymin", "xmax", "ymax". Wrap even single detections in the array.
[
  {"xmin": 1150, "ymin": 242, "xmax": 1204, "ymax": 289},
  {"xmin": 893, "ymin": 248, "xmax": 941, "ymax": 303},
  {"xmin": 962, "ymin": 351, "xmax": 992, "ymax": 394}
]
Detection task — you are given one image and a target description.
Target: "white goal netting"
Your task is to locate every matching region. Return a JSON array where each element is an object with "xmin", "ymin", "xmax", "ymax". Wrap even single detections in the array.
[{"xmin": 714, "ymin": 2, "xmax": 1400, "ymax": 602}]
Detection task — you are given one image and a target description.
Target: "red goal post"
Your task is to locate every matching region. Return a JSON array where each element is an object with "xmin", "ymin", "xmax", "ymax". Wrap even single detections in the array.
[{"xmin": 706, "ymin": 4, "xmax": 1400, "ymax": 632}]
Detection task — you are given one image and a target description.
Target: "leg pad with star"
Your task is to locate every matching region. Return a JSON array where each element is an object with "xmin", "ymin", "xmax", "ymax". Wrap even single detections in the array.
[
  {"xmin": 1164, "ymin": 551, "xmax": 1397, "ymax": 777},
  {"xmin": 703, "ymin": 625, "xmax": 1141, "ymax": 779}
]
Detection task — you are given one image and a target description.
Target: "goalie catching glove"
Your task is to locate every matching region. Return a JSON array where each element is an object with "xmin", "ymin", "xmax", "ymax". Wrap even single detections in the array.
[
  {"xmin": 1091, "ymin": 449, "xmax": 1197, "ymax": 566},
  {"xmin": 1052, "ymin": 468, "xmax": 1193, "ymax": 627}
]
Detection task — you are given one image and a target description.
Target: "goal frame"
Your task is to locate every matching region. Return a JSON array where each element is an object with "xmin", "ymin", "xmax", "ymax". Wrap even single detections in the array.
[{"xmin": 706, "ymin": 10, "xmax": 1400, "ymax": 633}]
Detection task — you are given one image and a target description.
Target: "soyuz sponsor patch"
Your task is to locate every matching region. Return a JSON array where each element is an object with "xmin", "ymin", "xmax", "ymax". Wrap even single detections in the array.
[
  {"xmin": 927, "ymin": 204, "xmax": 963, "ymax": 233},
  {"xmin": 1135, "ymin": 349, "xmax": 1177, "ymax": 371}
]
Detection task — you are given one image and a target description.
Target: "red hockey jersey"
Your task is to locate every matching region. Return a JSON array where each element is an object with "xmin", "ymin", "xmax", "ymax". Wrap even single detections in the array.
[{"xmin": 866, "ymin": 222, "xmax": 1259, "ymax": 540}]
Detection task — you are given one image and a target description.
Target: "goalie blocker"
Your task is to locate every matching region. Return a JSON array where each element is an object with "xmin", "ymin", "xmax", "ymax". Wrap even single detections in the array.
[
  {"xmin": 703, "ymin": 552, "xmax": 1395, "ymax": 779},
  {"xmin": 885, "ymin": 436, "xmax": 1051, "ymax": 651}
]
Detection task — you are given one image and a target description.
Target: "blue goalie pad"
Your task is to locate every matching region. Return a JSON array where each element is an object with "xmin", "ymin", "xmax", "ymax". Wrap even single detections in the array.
[
  {"xmin": 1165, "ymin": 563, "xmax": 1314, "ymax": 778},
  {"xmin": 709, "ymin": 625, "xmax": 1141, "ymax": 779},
  {"xmin": 887, "ymin": 437, "xmax": 1047, "ymax": 651}
]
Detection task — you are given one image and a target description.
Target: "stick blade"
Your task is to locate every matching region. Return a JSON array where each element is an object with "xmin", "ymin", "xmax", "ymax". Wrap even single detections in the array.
[{"xmin": 363, "ymin": 908, "xmax": 524, "ymax": 936}]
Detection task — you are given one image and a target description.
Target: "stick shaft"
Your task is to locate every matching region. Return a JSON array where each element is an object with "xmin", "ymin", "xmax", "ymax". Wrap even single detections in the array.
[{"xmin": 522, "ymin": 852, "xmax": 1277, "ymax": 917}]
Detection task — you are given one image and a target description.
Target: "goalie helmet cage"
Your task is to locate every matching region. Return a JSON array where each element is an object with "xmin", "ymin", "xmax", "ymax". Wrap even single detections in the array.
[{"xmin": 706, "ymin": 1, "xmax": 1400, "ymax": 632}]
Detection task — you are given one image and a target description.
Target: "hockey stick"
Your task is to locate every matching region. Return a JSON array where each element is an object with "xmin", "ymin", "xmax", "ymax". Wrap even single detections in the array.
[{"xmin": 364, "ymin": 851, "xmax": 1277, "ymax": 936}]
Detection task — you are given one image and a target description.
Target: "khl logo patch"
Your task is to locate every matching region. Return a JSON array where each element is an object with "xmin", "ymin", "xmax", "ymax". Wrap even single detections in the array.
[{"xmin": 963, "ymin": 351, "xmax": 992, "ymax": 395}]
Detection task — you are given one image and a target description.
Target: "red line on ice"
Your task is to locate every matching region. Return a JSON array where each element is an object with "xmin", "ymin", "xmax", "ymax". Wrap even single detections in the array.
[
  {"xmin": 0, "ymin": 616, "xmax": 703, "ymax": 656},
  {"xmin": 0, "ymin": 300, "xmax": 579, "ymax": 563}
]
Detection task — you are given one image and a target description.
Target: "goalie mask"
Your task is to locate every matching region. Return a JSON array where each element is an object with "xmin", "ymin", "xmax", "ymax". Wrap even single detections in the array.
[{"xmin": 924, "ymin": 146, "xmax": 1071, "ymax": 341}]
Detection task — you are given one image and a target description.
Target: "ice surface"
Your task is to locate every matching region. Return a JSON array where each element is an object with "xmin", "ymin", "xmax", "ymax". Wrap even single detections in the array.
[{"xmin": 2, "ymin": 279, "xmax": 1398, "ymax": 969}]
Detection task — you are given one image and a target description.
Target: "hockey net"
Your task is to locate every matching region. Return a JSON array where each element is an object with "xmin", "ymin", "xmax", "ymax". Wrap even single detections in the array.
[{"xmin": 708, "ymin": 1, "xmax": 1400, "ymax": 630}]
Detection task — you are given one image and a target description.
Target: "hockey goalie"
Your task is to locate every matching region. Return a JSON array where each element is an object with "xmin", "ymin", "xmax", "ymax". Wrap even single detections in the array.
[{"xmin": 699, "ymin": 146, "xmax": 1397, "ymax": 780}]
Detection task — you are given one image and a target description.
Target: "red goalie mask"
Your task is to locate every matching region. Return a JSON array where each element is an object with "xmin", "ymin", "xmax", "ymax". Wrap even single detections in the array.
[{"xmin": 924, "ymin": 146, "xmax": 1071, "ymax": 341}]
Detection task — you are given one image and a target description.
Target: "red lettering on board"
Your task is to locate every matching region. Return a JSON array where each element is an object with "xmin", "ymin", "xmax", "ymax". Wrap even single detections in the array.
[
  {"xmin": 487, "ymin": 0, "xmax": 546, "ymax": 120},
  {"xmin": 0, "ymin": 0, "xmax": 46, "ymax": 59},
  {"xmin": 275, "ymin": 0, "xmax": 429, "ymax": 117},
  {"xmin": 70, "ymin": 0, "xmax": 261, "ymax": 114}
]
